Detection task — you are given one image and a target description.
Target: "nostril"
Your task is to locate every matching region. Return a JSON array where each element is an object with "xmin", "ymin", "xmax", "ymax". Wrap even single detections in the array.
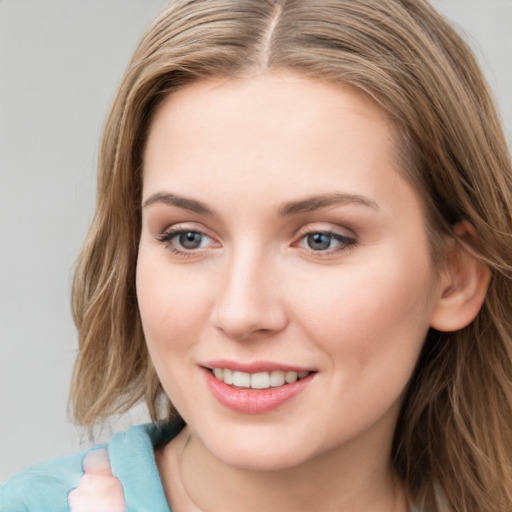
[{"xmin": 209, "ymin": 260, "xmax": 288, "ymax": 339}]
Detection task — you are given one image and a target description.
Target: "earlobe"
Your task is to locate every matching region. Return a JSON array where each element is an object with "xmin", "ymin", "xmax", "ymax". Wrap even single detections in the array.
[{"xmin": 430, "ymin": 221, "xmax": 491, "ymax": 333}]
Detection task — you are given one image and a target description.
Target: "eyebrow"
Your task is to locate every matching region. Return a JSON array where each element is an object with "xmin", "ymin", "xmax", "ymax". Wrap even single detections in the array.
[
  {"xmin": 142, "ymin": 191, "xmax": 378, "ymax": 216},
  {"xmin": 278, "ymin": 193, "xmax": 379, "ymax": 216},
  {"xmin": 142, "ymin": 192, "xmax": 215, "ymax": 215}
]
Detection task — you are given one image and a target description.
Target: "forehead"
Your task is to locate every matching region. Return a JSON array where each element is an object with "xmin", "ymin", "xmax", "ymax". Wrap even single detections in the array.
[
  {"xmin": 145, "ymin": 74, "xmax": 393, "ymax": 177},
  {"xmin": 147, "ymin": 72, "xmax": 390, "ymax": 140},
  {"xmin": 141, "ymin": 72, "xmax": 425, "ymax": 226}
]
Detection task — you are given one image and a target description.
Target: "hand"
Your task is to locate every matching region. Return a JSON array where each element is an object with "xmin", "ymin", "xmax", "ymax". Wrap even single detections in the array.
[{"xmin": 68, "ymin": 448, "xmax": 126, "ymax": 512}]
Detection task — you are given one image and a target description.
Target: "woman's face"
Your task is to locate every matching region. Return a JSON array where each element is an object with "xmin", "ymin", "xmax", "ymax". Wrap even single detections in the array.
[{"xmin": 137, "ymin": 73, "xmax": 443, "ymax": 471}]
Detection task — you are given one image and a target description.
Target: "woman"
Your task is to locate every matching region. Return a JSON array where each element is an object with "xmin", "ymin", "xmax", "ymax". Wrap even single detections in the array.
[{"xmin": 2, "ymin": 0, "xmax": 512, "ymax": 510}]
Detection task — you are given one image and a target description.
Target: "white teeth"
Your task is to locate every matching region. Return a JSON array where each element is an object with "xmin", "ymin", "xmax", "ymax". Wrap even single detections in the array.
[
  {"xmin": 232, "ymin": 371, "xmax": 251, "ymax": 388},
  {"xmin": 270, "ymin": 371, "xmax": 285, "ymax": 387},
  {"xmin": 223, "ymin": 368, "xmax": 233, "ymax": 385},
  {"xmin": 212, "ymin": 368, "xmax": 310, "ymax": 389},
  {"xmin": 251, "ymin": 372, "xmax": 270, "ymax": 389},
  {"xmin": 285, "ymin": 371, "xmax": 298, "ymax": 384}
]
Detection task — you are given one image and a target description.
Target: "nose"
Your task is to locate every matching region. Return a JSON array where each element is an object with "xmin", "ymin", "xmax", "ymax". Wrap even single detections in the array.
[{"xmin": 209, "ymin": 248, "xmax": 288, "ymax": 341}]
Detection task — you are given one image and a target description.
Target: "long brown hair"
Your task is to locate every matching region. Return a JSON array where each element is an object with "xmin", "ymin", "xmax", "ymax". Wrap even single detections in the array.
[{"xmin": 71, "ymin": 1, "xmax": 512, "ymax": 509}]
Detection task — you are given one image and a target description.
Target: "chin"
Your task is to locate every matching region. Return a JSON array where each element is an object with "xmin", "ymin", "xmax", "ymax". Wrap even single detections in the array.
[
  {"xmin": 217, "ymin": 447, "xmax": 308, "ymax": 472},
  {"xmin": 200, "ymin": 428, "xmax": 320, "ymax": 472}
]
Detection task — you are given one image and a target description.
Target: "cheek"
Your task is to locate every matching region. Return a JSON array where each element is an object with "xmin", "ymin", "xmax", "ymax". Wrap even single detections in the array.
[
  {"xmin": 136, "ymin": 253, "xmax": 213, "ymax": 411},
  {"xmin": 288, "ymin": 249, "xmax": 436, "ymax": 373},
  {"xmin": 136, "ymin": 252, "xmax": 212, "ymax": 355}
]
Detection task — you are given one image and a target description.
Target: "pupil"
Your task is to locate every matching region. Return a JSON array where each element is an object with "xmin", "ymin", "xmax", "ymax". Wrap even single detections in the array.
[
  {"xmin": 308, "ymin": 233, "xmax": 331, "ymax": 250},
  {"xmin": 179, "ymin": 232, "xmax": 202, "ymax": 249}
]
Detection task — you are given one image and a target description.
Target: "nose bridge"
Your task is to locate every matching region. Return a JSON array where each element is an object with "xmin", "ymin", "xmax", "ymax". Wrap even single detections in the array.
[{"xmin": 210, "ymin": 241, "xmax": 286, "ymax": 339}]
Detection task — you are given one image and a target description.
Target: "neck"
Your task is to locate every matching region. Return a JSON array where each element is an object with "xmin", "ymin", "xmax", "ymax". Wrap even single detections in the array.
[{"xmin": 157, "ymin": 425, "xmax": 409, "ymax": 512}]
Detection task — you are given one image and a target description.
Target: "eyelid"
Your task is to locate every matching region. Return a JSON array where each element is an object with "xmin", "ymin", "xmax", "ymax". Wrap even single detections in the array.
[
  {"xmin": 293, "ymin": 222, "xmax": 356, "ymax": 240},
  {"xmin": 292, "ymin": 223, "xmax": 357, "ymax": 256},
  {"xmin": 154, "ymin": 221, "xmax": 357, "ymax": 258},
  {"xmin": 156, "ymin": 223, "xmax": 221, "ymax": 255}
]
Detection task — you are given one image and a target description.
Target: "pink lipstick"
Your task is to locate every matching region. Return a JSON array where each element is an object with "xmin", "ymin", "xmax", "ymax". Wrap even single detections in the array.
[{"xmin": 201, "ymin": 362, "xmax": 315, "ymax": 414}]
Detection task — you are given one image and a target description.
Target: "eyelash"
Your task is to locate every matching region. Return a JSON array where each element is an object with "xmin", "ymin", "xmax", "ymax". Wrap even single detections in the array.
[
  {"xmin": 293, "ymin": 230, "xmax": 357, "ymax": 256},
  {"xmin": 156, "ymin": 227, "xmax": 357, "ymax": 257},
  {"xmin": 156, "ymin": 227, "xmax": 217, "ymax": 257}
]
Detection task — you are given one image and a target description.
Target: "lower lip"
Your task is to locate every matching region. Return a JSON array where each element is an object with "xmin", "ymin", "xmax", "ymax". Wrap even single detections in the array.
[{"xmin": 203, "ymin": 368, "xmax": 314, "ymax": 414}]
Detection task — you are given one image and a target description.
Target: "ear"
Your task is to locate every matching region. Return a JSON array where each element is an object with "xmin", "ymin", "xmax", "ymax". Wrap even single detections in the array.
[{"xmin": 430, "ymin": 221, "xmax": 491, "ymax": 332}]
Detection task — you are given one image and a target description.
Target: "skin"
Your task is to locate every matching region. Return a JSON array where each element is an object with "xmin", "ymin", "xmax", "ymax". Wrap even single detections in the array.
[{"xmin": 136, "ymin": 72, "xmax": 449, "ymax": 512}]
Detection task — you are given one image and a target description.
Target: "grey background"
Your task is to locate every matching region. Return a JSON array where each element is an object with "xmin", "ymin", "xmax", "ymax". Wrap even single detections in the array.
[{"xmin": 1, "ymin": 0, "xmax": 511, "ymax": 482}]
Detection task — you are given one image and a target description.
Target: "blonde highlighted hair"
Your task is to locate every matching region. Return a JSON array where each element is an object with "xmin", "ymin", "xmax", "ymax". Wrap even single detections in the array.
[{"xmin": 71, "ymin": 1, "xmax": 512, "ymax": 510}]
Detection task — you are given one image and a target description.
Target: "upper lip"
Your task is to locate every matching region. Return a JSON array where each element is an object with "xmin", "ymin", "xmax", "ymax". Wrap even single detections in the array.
[{"xmin": 200, "ymin": 360, "xmax": 316, "ymax": 373}]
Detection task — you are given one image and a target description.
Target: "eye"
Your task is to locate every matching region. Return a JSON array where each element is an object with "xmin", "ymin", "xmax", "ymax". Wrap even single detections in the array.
[
  {"xmin": 296, "ymin": 230, "xmax": 356, "ymax": 254},
  {"xmin": 156, "ymin": 227, "xmax": 217, "ymax": 254},
  {"xmin": 176, "ymin": 231, "xmax": 205, "ymax": 250},
  {"xmin": 306, "ymin": 233, "xmax": 335, "ymax": 251}
]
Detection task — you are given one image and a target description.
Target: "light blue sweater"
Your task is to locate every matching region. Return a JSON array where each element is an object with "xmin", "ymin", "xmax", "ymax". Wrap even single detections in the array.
[
  {"xmin": 0, "ymin": 424, "xmax": 175, "ymax": 511},
  {"xmin": 1, "ymin": 423, "xmax": 424, "ymax": 511}
]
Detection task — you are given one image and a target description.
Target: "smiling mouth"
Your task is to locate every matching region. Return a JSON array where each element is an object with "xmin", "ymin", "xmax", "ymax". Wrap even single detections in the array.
[{"xmin": 210, "ymin": 368, "xmax": 312, "ymax": 390}]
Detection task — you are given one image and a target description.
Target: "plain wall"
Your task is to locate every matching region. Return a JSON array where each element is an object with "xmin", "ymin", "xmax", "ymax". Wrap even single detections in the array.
[{"xmin": 1, "ymin": 0, "xmax": 511, "ymax": 482}]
